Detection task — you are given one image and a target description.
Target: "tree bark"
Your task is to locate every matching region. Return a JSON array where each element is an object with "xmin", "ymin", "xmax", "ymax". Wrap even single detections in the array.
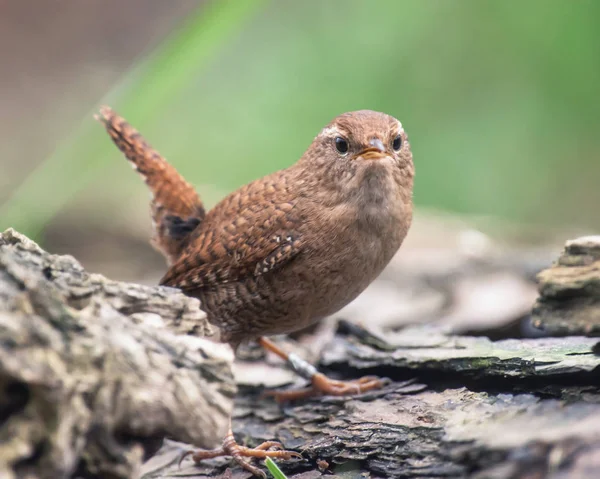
[
  {"xmin": 0, "ymin": 229, "xmax": 235, "ymax": 479},
  {"xmin": 532, "ymin": 236, "xmax": 600, "ymax": 336},
  {"xmin": 147, "ymin": 236, "xmax": 600, "ymax": 479},
  {"xmin": 3, "ymin": 229, "xmax": 600, "ymax": 479}
]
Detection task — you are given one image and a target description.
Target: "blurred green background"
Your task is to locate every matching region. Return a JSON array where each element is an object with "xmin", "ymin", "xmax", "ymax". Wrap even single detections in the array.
[{"xmin": 0, "ymin": 0, "xmax": 598, "ymax": 278}]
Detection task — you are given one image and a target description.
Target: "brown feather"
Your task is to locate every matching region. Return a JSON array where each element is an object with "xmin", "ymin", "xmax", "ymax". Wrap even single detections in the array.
[{"xmin": 96, "ymin": 106, "xmax": 205, "ymax": 264}]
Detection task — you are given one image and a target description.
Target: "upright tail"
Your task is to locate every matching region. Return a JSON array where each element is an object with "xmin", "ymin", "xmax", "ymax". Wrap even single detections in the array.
[{"xmin": 96, "ymin": 106, "xmax": 205, "ymax": 265}]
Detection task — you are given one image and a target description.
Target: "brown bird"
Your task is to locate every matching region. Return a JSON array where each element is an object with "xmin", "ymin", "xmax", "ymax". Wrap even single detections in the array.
[{"xmin": 96, "ymin": 106, "xmax": 414, "ymax": 477}]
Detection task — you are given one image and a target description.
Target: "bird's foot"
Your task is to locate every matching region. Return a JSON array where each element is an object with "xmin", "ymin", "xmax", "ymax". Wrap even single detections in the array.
[
  {"xmin": 268, "ymin": 372, "xmax": 389, "ymax": 402},
  {"xmin": 179, "ymin": 430, "xmax": 301, "ymax": 478},
  {"xmin": 257, "ymin": 337, "xmax": 389, "ymax": 403}
]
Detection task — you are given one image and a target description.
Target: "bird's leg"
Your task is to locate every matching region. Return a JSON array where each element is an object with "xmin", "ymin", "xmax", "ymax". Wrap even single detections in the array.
[
  {"xmin": 258, "ymin": 337, "xmax": 388, "ymax": 402},
  {"xmin": 179, "ymin": 419, "xmax": 301, "ymax": 478}
]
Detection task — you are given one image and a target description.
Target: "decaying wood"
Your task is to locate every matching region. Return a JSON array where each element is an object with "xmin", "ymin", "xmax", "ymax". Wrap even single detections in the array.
[
  {"xmin": 145, "ymin": 236, "xmax": 600, "ymax": 479},
  {"xmin": 0, "ymin": 229, "xmax": 235, "ymax": 479},
  {"xmin": 532, "ymin": 236, "xmax": 600, "ymax": 336},
  {"xmin": 321, "ymin": 325, "xmax": 600, "ymax": 378},
  {"xmin": 150, "ymin": 327, "xmax": 600, "ymax": 479},
  {"xmin": 2, "ymin": 229, "xmax": 600, "ymax": 479}
]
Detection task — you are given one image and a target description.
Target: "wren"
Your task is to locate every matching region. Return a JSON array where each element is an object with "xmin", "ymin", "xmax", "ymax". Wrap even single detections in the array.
[{"xmin": 97, "ymin": 107, "xmax": 414, "ymax": 477}]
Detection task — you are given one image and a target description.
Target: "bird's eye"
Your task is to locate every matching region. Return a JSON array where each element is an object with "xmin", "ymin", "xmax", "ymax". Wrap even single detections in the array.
[
  {"xmin": 392, "ymin": 134, "xmax": 402, "ymax": 151},
  {"xmin": 335, "ymin": 137, "xmax": 349, "ymax": 155}
]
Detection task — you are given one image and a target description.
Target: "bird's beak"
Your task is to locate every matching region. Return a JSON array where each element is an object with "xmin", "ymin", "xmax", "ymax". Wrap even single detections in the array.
[{"xmin": 358, "ymin": 138, "xmax": 387, "ymax": 160}]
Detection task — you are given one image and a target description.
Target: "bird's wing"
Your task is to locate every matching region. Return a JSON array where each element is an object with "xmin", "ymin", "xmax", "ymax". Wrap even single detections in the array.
[{"xmin": 159, "ymin": 175, "xmax": 304, "ymax": 291}]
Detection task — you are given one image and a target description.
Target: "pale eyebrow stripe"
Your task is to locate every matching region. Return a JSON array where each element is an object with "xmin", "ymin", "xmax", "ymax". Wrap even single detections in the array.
[
  {"xmin": 397, "ymin": 120, "xmax": 404, "ymax": 133},
  {"xmin": 319, "ymin": 125, "xmax": 341, "ymax": 138}
]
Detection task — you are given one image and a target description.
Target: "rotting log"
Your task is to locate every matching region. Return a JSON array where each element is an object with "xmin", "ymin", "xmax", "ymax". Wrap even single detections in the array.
[
  {"xmin": 3, "ymin": 228, "xmax": 600, "ymax": 479},
  {"xmin": 146, "ymin": 237, "xmax": 600, "ymax": 479},
  {"xmin": 151, "ymin": 326, "xmax": 600, "ymax": 479},
  {"xmin": 0, "ymin": 229, "xmax": 235, "ymax": 479}
]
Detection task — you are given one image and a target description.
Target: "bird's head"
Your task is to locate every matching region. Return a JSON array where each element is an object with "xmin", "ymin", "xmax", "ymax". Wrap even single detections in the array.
[{"xmin": 299, "ymin": 110, "xmax": 414, "ymax": 206}]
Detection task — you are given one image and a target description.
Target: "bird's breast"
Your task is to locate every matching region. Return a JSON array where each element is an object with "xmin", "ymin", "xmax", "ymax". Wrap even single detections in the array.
[{"xmin": 302, "ymin": 182, "xmax": 410, "ymax": 320}]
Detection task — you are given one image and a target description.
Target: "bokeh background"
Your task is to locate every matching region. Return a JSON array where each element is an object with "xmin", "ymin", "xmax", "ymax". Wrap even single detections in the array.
[{"xmin": 1, "ymin": 0, "xmax": 599, "ymax": 282}]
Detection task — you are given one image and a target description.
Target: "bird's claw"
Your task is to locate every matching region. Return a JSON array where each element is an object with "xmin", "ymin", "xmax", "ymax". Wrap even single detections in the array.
[{"xmin": 179, "ymin": 436, "xmax": 301, "ymax": 477}]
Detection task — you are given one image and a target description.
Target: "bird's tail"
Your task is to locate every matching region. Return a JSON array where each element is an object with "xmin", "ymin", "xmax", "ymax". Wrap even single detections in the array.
[{"xmin": 96, "ymin": 106, "xmax": 205, "ymax": 264}]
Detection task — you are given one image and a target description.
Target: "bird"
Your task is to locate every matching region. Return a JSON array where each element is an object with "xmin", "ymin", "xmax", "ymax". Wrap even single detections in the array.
[{"xmin": 96, "ymin": 106, "xmax": 414, "ymax": 477}]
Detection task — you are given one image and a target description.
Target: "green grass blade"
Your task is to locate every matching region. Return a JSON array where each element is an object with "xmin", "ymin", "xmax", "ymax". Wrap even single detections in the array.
[
  {"xmin": 265, "ymin": 457, "xmax": 288, "ymax": 479},
  {"xmin": 0, "ymin": 0, "xmax": 268, "ymax": 238}
]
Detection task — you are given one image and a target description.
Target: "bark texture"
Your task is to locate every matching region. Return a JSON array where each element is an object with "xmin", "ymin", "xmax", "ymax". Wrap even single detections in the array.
[
  {"xmin": 3, "ymin": 229, "xmax": 600, "ymax": 479},
  {"xmin": 532, "ymin": 236, "xmax": 600, "ymax": 336},
  {"xmin": 145, "ymin": 236, "xmax": 600, "ymax": 479},
  {"xmin": 0, "ymin": 229, "xmax": 235, "ymax": 479}
]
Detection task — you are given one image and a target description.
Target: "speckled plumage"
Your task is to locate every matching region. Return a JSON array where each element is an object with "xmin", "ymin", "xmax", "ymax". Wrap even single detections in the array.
[{"xmin": 98, "ymin": 108, "xmax": 414, "ymax": 348}]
